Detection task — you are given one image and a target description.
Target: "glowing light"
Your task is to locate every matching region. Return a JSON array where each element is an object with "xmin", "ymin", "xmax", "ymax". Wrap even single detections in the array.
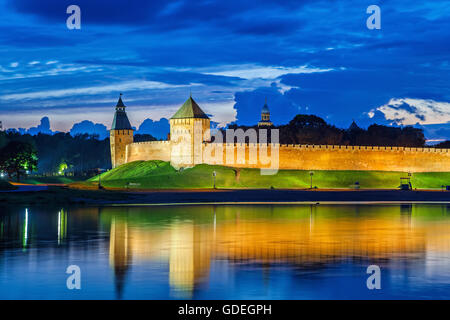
[
  {"xmin": 58, "ymin": 211, "xmax": 61, "ymax": 245},
  {"xmin": 23, "ymin": 208, "xmax": 29, "ymax": 248},
  {"xmin": 57, "ymin": 209, "xmax": 67, "ymax": 245}
]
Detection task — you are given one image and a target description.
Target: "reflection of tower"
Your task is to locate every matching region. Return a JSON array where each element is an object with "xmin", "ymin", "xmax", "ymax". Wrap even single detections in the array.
[
  {"xmin": 400, "ymin": 204, "xmax": 413, "ymax": 228},
  {"xmin": 109, "ymin": 217, "xmax": 131, "ymax": 299},
  {"xmin": 110, "ymin": 94, "xmax": 134, "ymax": 168},
  {"xmin": 169, "ymin": 221, "xmax": 211, "ymax": 298}
]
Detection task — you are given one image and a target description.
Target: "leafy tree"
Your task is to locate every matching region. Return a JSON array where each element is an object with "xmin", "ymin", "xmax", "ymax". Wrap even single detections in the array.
[
  {"xmin": 134, "ymin": 134, "xmax": 157, "ymax": 142},
  {"xmin": 435, "ymin": 140, "xmax": 450, "ymax": 148},
  {"xmin": 0, "ymin": 141, "xmax": 38, "ymax": 181},
  {"xmin": 279, "ymin": 115, "xmax": 344, "ymax": 145},
  {"xmin": 227, "ymin": 114, "xmax": 426, "ymax": 147}
]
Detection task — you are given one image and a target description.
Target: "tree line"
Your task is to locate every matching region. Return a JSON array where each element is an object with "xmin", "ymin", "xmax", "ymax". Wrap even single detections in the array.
[
  {"xmin": 1, "ymin": 114, "xmax": 448, "ymax": 180},
  {"xmin": 226, "ymin": 114, "xmax": 434, "ymax": 147},
  {"xmin": 0, "ymin": 131, "xmax": 159, "ymax": 179}
]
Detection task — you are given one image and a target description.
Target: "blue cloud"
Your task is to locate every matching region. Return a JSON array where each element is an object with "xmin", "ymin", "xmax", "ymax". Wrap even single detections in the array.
[
  {"xmin": 0, "ymin": 0, "xmax": 449, "ymax": 140},
  {"xmin": 26, "ymin": 117, "xmax": 53, "ymax": 135},
  {"xmin": 136, "ymin": 118, "xmax": 170, "ymax": 140},
  {"xmin": 70, "ymin": 120, "xmax": 109, "ymax": 139}
]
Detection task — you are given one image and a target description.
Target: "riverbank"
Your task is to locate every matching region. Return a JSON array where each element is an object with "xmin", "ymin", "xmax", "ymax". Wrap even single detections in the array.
[
  {"xmin": 0, "ymin": 186, "xmax": 131, "ymax": 205},
  {"xmin": 0, "ymin": 180, "xmax": 16, "ymax": 191},
  {"xmin": 1, "ymin": 186, "xmax": 450, "ymax": 205}
]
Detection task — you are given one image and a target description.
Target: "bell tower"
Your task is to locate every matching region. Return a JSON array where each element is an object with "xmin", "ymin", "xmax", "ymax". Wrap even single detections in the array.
[
  {"xmin": 110, "ymin": 94, "xmax": 134, "ymax": 168},
  {"xmin": 258, "ymin": 99, "xmax": 273, "ymax": 127}
]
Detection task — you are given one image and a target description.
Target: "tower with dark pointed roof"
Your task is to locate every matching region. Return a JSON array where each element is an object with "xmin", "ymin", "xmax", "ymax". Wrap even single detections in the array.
[
  {"xmin": 258, "ymin": 99, "xmax": 273, "ymax": 127},
  {"xmin": 348, "ymin": 119, "xmax": 361, "ymax": 131},
  {"xmin": 169, "ymin": 95, "xmax": 211, "ymax": 167},
  {"xmin": 110, "ymin": 94, "xmax": 134, "ymax": 168}
]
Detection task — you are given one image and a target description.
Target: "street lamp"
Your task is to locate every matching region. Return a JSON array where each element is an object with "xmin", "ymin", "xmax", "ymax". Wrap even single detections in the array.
[
  {"xmin": 309, "ymin": 171, "xmax": 314, "ymax": 189},
  {"xmin": 212, "ymin": 170, "xmax": 216, "ymax": 189}
]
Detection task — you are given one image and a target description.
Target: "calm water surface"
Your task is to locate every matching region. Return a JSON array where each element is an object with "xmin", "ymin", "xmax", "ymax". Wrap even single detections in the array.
[{"xmin": 1, "ymin": 203, "xmax": 450, "ymax": 299}]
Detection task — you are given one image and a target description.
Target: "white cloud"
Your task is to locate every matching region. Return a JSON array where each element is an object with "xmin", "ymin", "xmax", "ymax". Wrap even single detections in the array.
[
  {"xmin": 0, "ymin": 80, "xmax": 193, "ymax": 101},
  {"xmin": 28, "ymin": 61, "xmax": 40, "ymax": 65},
  {"xmin": 372, "ymin": 98, "xmax": 450, "ymax": 125},
  {"xmin": 274, "ymin": 79, "xmax": 299, "ymax": 94},
  {"xmin": 2, "ymin": 99, "xmax": 236, "ymax": 132},
  {"xmin": 46, "ymin": 60, "xmax": 58, "ymax": 65},
  {"xmin": 10, "ymin": 62, "xmax": 19, "ymax": 68},
  {"xmin": 199, "ymin": 64, "xmax": 333, "ymax": 80}
]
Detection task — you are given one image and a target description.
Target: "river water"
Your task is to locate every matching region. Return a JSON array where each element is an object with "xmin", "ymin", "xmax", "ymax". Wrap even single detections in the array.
[{"xmin": 1, "ymin": 203, "xmax": 450, "ymax": 299}]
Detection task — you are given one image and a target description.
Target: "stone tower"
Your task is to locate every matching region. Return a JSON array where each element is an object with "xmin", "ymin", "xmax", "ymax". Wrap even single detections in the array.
[
  {"xmin": 170, "ymin": 95, "xmax": 210, "ymax": 167},
  {"xmin": 258, "ymin": 99, "xmax": 273, "ymax": 127},
  {"xmin": 110, "ymin": 94, "xmax": 134, "ymax": 168}
]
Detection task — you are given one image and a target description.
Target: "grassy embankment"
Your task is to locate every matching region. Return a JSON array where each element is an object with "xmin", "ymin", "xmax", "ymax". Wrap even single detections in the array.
[{"xmin": 74, "ymin": 160, "xmax": 450, "ymax": 190}]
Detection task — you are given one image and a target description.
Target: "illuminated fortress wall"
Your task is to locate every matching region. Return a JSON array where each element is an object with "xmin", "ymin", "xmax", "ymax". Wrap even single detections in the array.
[
  {"xmin": 123, "ymin": 142, "xmax": 450, "ymax": 172},
  {"xmin": 201, "ymin": 143, "xmax": 450, "ymax": 172},
  {"xmin": 125, "ymin": 141, "xmax": 171, "ymax": 163},
  {"xmin": 275, "ymin": 144, "xmax": 450, "ymax": 172},
  {"xmin": 111, "ymin": 96, "xmax": 449, "ymax": 172}
]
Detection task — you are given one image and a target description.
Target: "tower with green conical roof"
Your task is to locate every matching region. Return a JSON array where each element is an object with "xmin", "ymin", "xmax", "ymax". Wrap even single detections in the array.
[
  {"xmin": 110, "ymin": 94, "xmax": 134, "ymax": 168},
  {"xmin": 169, "ymin": 95, "xmax": 210, "ymax": 167}
]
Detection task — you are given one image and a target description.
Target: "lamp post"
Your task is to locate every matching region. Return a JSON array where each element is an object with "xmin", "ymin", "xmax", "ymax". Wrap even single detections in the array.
[
  {"xmin": 212, "ymin": 170, "xmax": 216, "ymax": 189},
  {"xmin": 98, "ymin": 172, "xmax": 102, "ymax": 189},
  {"xmin": 408, "ymin": 172, "xmax": 412, "ymax": 190},
  {"xmin": 309, "ymin": 171, "xmax": 314, "ymax": 189}
]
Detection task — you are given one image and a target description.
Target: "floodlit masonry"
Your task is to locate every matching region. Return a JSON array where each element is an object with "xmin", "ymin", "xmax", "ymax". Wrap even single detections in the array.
[{"xmin": 110, "ymin": 94, "xmax": 450, "ymax": 173}]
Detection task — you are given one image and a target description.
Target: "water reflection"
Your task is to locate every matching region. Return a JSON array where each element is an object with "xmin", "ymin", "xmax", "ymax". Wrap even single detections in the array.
[{"xmin": 1, "ymin": 204, "xmax": 450, "ymax": 299}]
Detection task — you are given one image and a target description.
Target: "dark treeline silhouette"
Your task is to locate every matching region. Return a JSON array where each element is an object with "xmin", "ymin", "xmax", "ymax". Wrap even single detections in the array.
[
  {"xmin": 133, "ymin": 134, "xmax": 157, "ymax": 143},
  {"xmin": 0, "ymin": 131, "xmax": 159, "ymax": 175},
  {"xmin": 0, "ymin": 131, "xmax": 110, "ymax": 175},
  {"xmin": 226, "ymin": 114, "xmax": 427, "ymax": 147},
  {"xmin": 435, "ymin": 140, "xmax": 450, "ymax": 148}
]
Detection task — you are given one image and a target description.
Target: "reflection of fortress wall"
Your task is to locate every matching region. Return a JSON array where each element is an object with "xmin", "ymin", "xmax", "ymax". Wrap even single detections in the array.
[
  {"xmin": 169, "ymin": 222, "xmax": 211, "ymax": 296},
  {"xmin": 125, "ymin": 141, "xmax": 171, "ymax": 163},
  {"xmin": 214, "ymin": 218, "xmax": 426, "ymax": 263},
  {"xmin": 104, "ymin": 205, "xmax": 450, "ymax": 295}
]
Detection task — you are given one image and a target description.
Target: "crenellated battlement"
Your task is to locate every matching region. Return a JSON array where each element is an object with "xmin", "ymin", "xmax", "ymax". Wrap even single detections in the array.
[
  {"xmin": 201, "ymin": 142, "xmax": 450, "ymax": 153},
  {"xmin": 130, "ymin": 140, "xmax": 171, "ymax": 145}
]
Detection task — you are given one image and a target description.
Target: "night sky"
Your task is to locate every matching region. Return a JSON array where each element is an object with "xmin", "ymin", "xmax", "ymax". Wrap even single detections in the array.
[{"xmin": 0, "ymin": 0, "xmax": 449, "ymax": 142}]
